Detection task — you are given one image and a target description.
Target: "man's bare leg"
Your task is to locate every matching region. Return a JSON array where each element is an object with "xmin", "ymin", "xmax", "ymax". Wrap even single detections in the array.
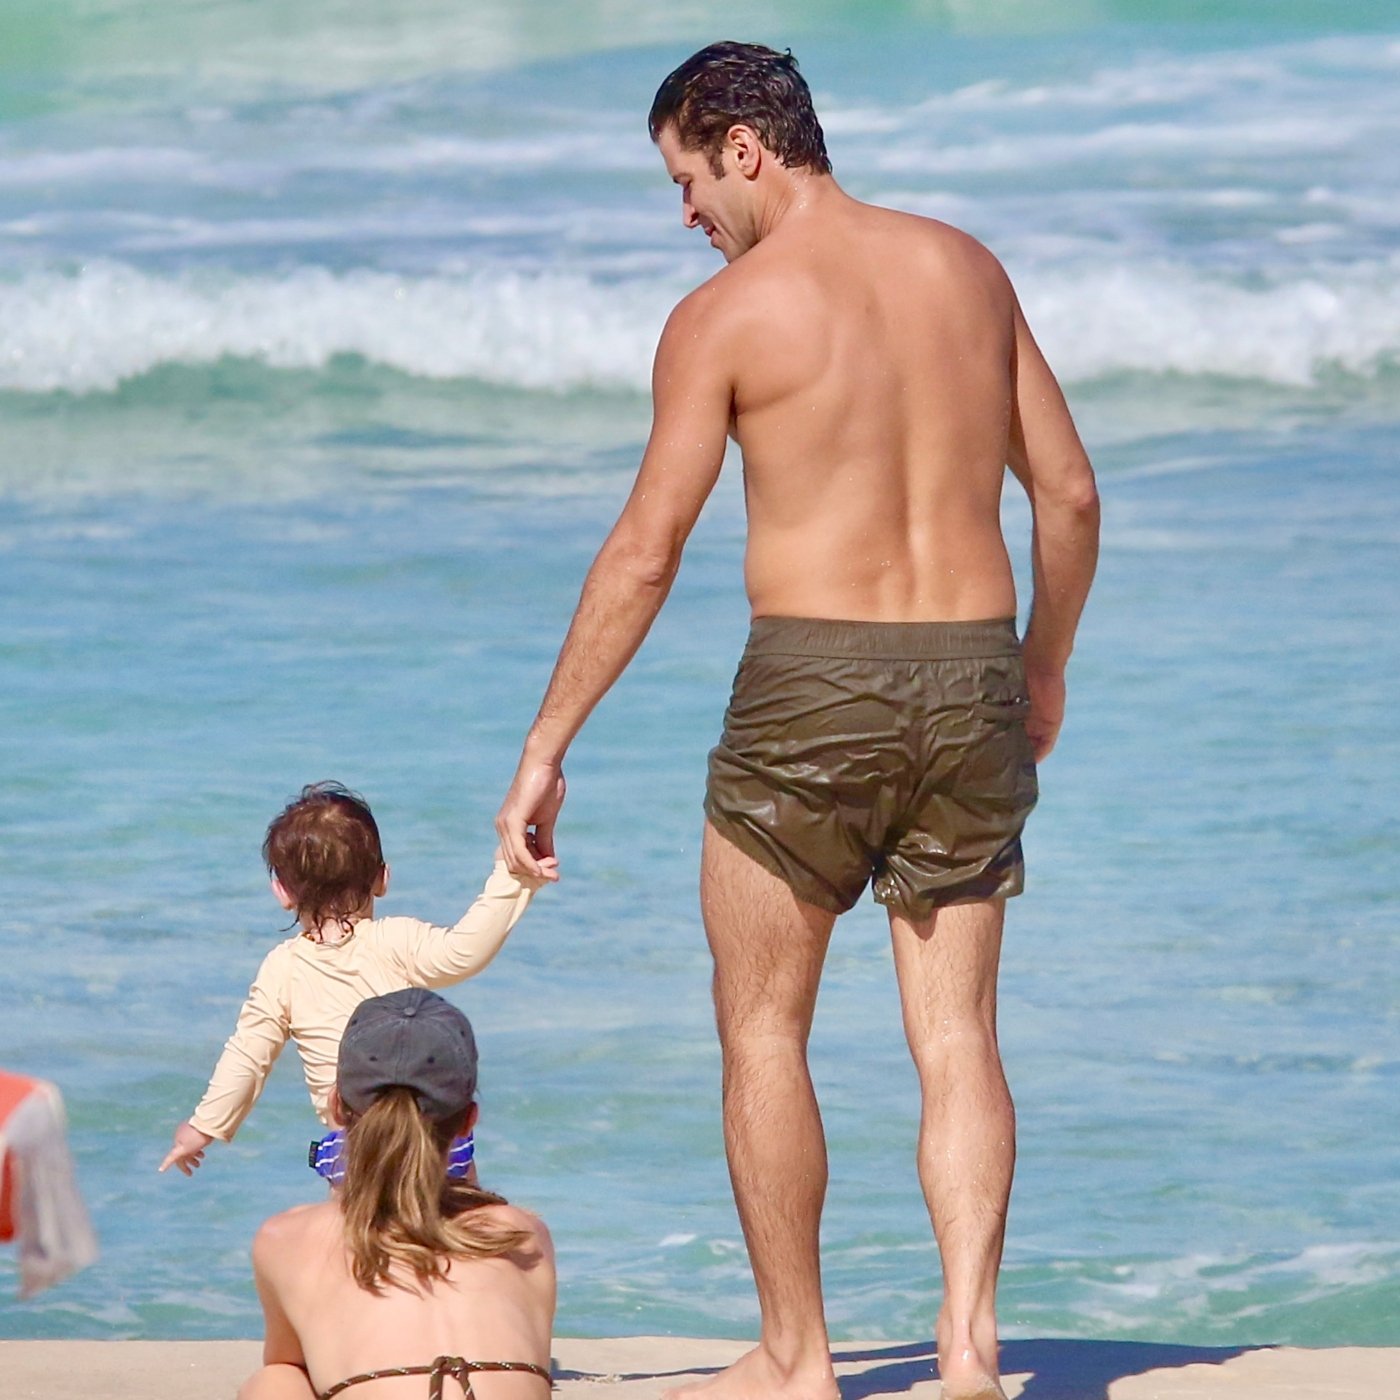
[
  {"xmin": 665, "ymin": 823, "xmax": 841, "ymax": 1400},
  {"xmin": 889, "ymin": 899, "xmax": 1014, "ymax": 1400}
]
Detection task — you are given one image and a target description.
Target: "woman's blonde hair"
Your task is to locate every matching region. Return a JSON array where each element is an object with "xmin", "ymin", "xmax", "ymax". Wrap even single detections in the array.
[{"xmin": 340, "ymin": 1087, "xmax": 533, "ymax": 1292}]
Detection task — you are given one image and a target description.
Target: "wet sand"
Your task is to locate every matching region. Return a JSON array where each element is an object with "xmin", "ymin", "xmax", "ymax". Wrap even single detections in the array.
[{"xmin": 3, "ymin": 1335, "xmax": 1396, "ymax": 1399}]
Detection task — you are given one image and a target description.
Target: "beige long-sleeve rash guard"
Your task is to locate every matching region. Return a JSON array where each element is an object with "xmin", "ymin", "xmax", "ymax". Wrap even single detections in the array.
[{"xmin": 188, "ymin": 861, "xmax": 542, "ymax": 1141}]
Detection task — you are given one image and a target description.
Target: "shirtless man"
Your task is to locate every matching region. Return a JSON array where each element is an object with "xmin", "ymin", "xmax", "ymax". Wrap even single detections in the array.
[{"xmin": 496, "ymin": 42, "xmax": 1099, "ymax": 1400}]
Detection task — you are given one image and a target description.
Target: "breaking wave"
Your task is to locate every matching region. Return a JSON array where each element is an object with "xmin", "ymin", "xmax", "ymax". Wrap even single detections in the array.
[{"xmin": 2, "ymin": 256, "xmax": 1397, "ymax": 396}]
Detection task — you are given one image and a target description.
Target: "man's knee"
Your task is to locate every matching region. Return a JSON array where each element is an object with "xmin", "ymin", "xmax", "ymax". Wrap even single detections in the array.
[
  {"xmin": 713, "ymin": 989, "xmax": 813, "ymax": 1052},
  {"xmin": 907, "ymin": 1012, "xmax": 1001, "ymax": 1077}
]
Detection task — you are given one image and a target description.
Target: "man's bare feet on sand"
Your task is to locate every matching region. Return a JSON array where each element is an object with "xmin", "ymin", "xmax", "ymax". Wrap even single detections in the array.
[
  {"xmin": 939, "ymin": 1380, "xmax": 1007, "ymax": 1400},
  {"xmin": 937, "ymin": 1348, "xmax": 1008, "ymax": 1400},
  {"xmin": 937, "ymin": 1321, "xmax": 1007, "ymax": 1400},
  {"xmin": 662, "ymin": 1345, "xmax": 839, "ymax": 1400}
]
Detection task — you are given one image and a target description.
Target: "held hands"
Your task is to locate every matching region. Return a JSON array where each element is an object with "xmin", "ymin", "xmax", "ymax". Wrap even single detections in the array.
[
  {"xmin": 495, "ymin": 755, "xmax": 566, "ymax": 881},
  {"xmin": 159, "ymin": 1121, "xmax": 214, "ymax": 1176}
]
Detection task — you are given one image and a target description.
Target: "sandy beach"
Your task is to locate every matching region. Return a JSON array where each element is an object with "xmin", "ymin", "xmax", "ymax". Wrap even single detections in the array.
[{"xmin": 3, "ymin": 1336, "xmax": 1396, "ymax": 1399}]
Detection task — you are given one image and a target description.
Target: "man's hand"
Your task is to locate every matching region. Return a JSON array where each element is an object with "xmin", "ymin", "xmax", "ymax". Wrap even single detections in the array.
[
  {"xmin": 1024, "ymin": 660, "xmax": 1066, "ymax": 763},
  {"xmin": 496, "ymin": 756, "xmax": 567, "ymax": 880},
  {"xmin": 159, "ymin": 1121, "xmax": 214, "ymax": 1176}
]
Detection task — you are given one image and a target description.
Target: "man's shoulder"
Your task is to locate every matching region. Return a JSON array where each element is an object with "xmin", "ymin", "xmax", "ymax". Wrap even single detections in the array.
[
  {"xmin": 653, "ymin": 271, "xmax": 754, "ymax": 385},
  {"xmin": 866, "ymin": 202, "xmax": 1008, "ymax": 279},
  {"xmin": 661, "ymin": 250, "xmax": 802, "ymax": 358},
  {"xmin": 665, "ymin": 264, "xmax": 745, "ymax": 332},
  {"xmin": 692, "ymin": 205, "xmax": 1005, "ymax": 310}
]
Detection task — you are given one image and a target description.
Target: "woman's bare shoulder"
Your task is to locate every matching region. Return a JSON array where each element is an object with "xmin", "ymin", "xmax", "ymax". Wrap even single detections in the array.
[
  {"xmin": 253, "ymin": 1200, "xmax": 339, "ymax": 1264},
  {"xmin": 475, "ymin": 1200, "xmax": 555, "ymax": 1267}
]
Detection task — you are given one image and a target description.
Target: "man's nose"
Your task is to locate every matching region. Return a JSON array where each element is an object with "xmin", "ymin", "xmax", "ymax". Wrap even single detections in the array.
[{"xmin": 682, "ymin": 199, "xmax": 699, "ymax": 229}]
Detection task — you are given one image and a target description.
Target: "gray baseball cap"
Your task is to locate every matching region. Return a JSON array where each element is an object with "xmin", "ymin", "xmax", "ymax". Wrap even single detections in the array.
[{"xmin": 337, "ymin": 987, "xmax": 478, "ymax": 1121}]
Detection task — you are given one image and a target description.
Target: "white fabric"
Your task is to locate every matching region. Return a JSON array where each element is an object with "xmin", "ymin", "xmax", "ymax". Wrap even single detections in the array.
[{"xmin": 0, "ymin": 1079, "xmax": 99, "ymax": 1296}]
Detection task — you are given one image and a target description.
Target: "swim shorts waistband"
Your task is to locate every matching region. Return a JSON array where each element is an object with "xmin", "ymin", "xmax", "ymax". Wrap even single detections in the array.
[{"xmin": 743, "ymin": 616, "xmax": 1021, "ymax": 662}]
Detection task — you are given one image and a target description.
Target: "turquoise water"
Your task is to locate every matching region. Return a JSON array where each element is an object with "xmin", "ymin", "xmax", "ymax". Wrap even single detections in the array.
[{"xmin": 2, "ymin": 0, "xmax": 1398, "ymax": 1348}]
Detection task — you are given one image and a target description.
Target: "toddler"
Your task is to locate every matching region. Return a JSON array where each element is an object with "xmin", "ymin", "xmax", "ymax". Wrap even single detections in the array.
[{"xmin": 160, "ymin": 781, "xmax": 554, "ymax": 1179}]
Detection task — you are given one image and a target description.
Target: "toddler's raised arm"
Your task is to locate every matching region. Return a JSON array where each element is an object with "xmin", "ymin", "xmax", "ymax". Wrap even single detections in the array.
[{"xmin": 388, "ymin": 856, "xmax": 552, "ymax": 987}]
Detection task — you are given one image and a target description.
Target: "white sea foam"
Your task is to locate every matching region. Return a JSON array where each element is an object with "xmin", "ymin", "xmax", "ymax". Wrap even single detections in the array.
[
  {"xmin": 831, "ymin": 34, "xmax": 1399, "ymax": 127},
  {"xmin": 827, "ymin": 33, "xmax": 1400, "ymax": 195},
  {"xmin": 1020, "ymin": 256, "xmax": 1400, "ymax": 387},
  {"xmin": 0, "ymin": 261, "xmax": 672, "ymax": 394},
  {"xmin": 0, "ymin": 130, "xmax": 640, "ymax": 196},
  {"xmin": 322, "ymin": 130, "xmax": 650, "ymax": 176},
  {"xmin": 874, "ymin": 114, "xmax": 1370, "ymax": 177},
  {"xmin": 3, "ymin": 256, "xmax": 1397, "ymax": 397},
  {"xmin": 898, "ymin": 48, "xmax": 1290, "ymax": 116},
  {"xmin": 0, "ymin": 147, "xmax": 211, "ymax": 185},
  {"xmin": 1052, "ymin": 1242, "xmax": 1400, "ymax": 1335},
  {"xmin": 13, "ymin": 37, "xmax": 1391, "ymax": 203}
]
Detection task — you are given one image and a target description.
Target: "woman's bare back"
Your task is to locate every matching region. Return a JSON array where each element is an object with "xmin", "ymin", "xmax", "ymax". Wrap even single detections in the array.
[{"xmin": 255, "ymin": 1201, "xmax": 555, "ymax": 1400}]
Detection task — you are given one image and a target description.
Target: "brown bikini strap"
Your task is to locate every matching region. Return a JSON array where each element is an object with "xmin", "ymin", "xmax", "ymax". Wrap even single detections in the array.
[{"xmin": 319, "ymin": 1356, "xmax": 553, "ymax": 1400}]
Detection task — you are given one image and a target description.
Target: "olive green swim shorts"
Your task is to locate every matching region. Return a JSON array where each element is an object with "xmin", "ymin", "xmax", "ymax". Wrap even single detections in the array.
[{"xmin": 705, "ymin": 616, "xmax": 1039, "ymax": 920}]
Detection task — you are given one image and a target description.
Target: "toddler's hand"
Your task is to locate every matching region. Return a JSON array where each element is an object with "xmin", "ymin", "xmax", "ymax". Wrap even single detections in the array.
[
  {"xmin": 494, "ymin": 841, "xmax": 560, "ymax": 882},
  {"xmin": 159, "ymin": 1121, "xmax": 214, "ymax": 1176}
]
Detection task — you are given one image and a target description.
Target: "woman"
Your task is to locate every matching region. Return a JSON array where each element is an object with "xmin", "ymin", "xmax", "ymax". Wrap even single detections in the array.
[{"xmin": 240, "ymin": 988, "xmax": 555, "ymax": 1400}]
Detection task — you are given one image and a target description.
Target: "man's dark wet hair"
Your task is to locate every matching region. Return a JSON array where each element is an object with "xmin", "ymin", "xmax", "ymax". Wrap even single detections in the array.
[{"xmin": 648, "ymin": 41, "xmax": 831, "ymax": 178}]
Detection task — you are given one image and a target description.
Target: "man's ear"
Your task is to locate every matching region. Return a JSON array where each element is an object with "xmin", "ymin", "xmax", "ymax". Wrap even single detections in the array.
[
  {"xmin": 727, "ymin": 123, "xmax": 763, "ymax": 179},
  {"xmin": 373, "ymin": 864, "xmax": 390, "ymax": 898},
  {"xmin": 461, "ymin": 1101, "xmax": 480, "ymax": 1138},
  {"xmin": 270, "ymin": 877, "xmax": 297, "ymax": 912}
]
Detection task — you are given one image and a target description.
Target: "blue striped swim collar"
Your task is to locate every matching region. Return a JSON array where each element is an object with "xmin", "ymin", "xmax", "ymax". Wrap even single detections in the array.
[{"xmin": 309, "ymin": 1128, "xmax": 476, "ymax": 1185}]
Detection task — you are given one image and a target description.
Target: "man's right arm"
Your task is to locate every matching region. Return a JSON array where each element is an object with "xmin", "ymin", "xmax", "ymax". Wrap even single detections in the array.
[
  {"xmin": 496, "ymin": 284, "xmax": 735, "ymax": 876},
  {"xmin": 1006, "ymin": 294, "xmax": 1100, "ymax": 761}
]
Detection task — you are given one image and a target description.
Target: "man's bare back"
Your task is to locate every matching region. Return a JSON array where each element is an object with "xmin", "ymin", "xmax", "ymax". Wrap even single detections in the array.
[{"xmin": 692, "ymin": 200, "xmax": 1019, "ymax": 623}]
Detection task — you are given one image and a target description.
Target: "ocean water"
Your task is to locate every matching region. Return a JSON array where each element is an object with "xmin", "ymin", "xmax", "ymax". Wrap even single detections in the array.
[{"xmin": 2, "ymin": 0, "xmax": 1399, "ymax": 1349}]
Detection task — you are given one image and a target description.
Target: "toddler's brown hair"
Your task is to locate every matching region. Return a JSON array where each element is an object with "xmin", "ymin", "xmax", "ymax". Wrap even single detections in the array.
[{"xmin": 263, "ymin": 782, "xmax": 385, "ymax": 934}]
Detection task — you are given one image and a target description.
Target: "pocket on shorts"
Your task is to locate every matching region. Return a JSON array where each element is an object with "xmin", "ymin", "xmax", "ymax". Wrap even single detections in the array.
[
  {"xmin": 971, "ymin": 696, "xmax": 1031, "ymax": 724},
  {"xmin": 963, "ymin": 686, "xmax": 1037, "ymax": 818}
]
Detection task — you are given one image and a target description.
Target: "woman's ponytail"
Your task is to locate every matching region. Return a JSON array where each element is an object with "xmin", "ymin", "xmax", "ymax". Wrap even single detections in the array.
[{"xmin": 340, "ymin": 1088, "xmax": 534, "ymax": 1291}]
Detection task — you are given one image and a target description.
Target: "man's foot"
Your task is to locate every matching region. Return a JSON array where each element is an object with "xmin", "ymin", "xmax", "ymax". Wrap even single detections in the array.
[
  {"xmin": 939, "ymin": 1383, "xmax": 1007, "ymax": 1400},
  {"xmin": 937, "ymin": 1314, "xmax": 1005, "ymax": 1400},
  {"xmin": 937, "ymin": 1346, "xmax": 1007, "ymax": 1399},
  {"xmin": 662, "ymin": 1345, "xmax": 839, "ymax": 1400}
]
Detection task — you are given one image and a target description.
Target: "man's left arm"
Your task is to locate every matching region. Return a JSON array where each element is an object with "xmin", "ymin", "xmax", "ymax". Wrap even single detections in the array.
[
  {"xmin": 496, "ymin": 289, "xmax": 733, "ymax": 876},
  {"xmin": 1005, "ymin": 292, "xmax": 1100, "ymax": 761}
]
